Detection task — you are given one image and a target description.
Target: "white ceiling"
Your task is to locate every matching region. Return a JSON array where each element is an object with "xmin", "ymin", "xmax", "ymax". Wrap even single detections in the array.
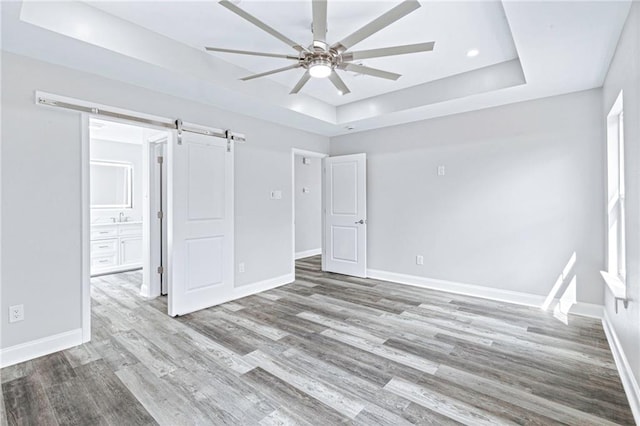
[
  {"xmin": 86, "ymin": 1, "xmax": 518, "ymax": 106},
  {"xmin": 0, "ymin": 1, "xmax": 632, "ymax": 137}
]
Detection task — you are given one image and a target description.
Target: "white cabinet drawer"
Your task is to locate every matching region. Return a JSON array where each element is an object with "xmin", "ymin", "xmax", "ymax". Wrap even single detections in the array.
[
  {"xmin": 91, "ymin": 254, "xmax": 117, "ymax": 269},
  {"xmin": 91, "ymin": 226, "xmax": 118, "ymax": 240},
  {"xmin": 119, "ymin": 223, "xmax": 142, "ymax": 237},
  {"xmin": 91, "ymin": 239, "xmax": 118, "ymax": 254},
  {"xmin": 90, "ymin": 223, "xmax": 142, "ymax": 275}
]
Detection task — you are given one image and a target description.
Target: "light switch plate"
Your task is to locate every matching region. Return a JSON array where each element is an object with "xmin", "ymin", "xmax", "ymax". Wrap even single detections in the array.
[{"xmin": 270, "ymin": 190, "xmax": 282, "ymax": 200}]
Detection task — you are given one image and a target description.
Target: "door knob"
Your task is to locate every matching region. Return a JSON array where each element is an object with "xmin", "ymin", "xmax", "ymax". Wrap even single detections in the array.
[{"xmin": 355, "ymin": 219, "xmax": 365, "ymax": 224}]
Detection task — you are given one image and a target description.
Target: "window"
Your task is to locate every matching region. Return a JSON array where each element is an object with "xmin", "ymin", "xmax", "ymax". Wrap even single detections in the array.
[{"xmin": 606, "ymin": 91, "xmax": 625, "ymax": 281}]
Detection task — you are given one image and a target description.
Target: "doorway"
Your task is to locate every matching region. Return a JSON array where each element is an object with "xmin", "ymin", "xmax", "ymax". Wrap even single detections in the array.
[
  {"xmin": 292, "ymin": 149, "xmax": 327, "ymax": 276},
  {"xmin": 292, "ymin": 150, "xmax": 368, "ymax": 279},
  {"xmin": 87, "ymin": 117, "xmax": 169, "ymax": 301}
]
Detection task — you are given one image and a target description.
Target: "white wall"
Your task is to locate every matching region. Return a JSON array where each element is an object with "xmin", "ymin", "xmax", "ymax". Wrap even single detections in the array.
[
  {"xmin": 294, "ymin": 154, "xmax": 322, "ymax": 256},
  {"xmin": 331, "ymin": 89, "xmax": 605, "ymax": 306},
  {"xmin": 90, "ymin": 139, "xmax": 143, "ymax": 223},
  {"xmin": 0, "ymin": 52, "xmax": 328, "ymax": 350},
  {"xmin": 602, "ymin": 0, "xmax": 640, "ymax": 399}
]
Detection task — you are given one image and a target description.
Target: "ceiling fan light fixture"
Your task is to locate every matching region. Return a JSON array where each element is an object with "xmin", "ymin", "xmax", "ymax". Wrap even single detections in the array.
[{"xmin": 308, "ymin": 58, "xmax": 332, "ymax": 78}]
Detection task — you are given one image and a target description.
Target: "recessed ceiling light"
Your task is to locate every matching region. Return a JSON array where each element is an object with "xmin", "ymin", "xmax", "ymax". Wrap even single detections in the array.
[
  {"xmin": 466, "ymin": 49, "xmax": 479, "ymax": 58},
  {"xmin": 337, "ymin": 90, "xmax": 343, "ymax": 96}
]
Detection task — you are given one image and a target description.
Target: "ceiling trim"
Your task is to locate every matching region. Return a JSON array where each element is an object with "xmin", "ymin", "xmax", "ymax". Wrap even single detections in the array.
[{"xmin": 337, "ymin": 58, "xmax": 525, "ymax": 123}]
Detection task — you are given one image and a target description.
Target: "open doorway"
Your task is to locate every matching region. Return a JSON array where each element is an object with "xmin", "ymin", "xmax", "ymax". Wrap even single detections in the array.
[
  {"xmin": 88, "ymin": 117, "xmax": 169, "ymax": 301},
  {"xmin": 292, "ymin": 150, "xmax": 368, "ymax": 279},
  {"xmin": 292, "ymin": 149, "xmax": 327, "ymax": 275}
]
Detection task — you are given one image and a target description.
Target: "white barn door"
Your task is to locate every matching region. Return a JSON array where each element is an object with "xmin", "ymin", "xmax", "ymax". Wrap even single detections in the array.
[
  {"xmin": 167, "ymin": 131, "xmax": 233, "ymax": 316},
  {"xmin": 324, "ymin": 154, "xmax": 367, "ymax": 277}
]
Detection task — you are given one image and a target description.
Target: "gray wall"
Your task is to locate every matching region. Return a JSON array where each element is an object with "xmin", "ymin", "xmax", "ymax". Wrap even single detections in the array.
[
  {"xmin": 90, "ymin": 139, "xmax": 143, "ymax": 222},
  {"xmin": 331, "ymin": 89, "xmax": 605, "ymax": 305},
  {"xmin": 294, "ymin": 154, "xmax": 322, "ymax": 255},
  {"xmin": 0, "ymin": 52, "xmax": 328, "ymax": 349},
  {"xmin": 602, "ymin": 1, "xmax": 640, "ymax": 390}
]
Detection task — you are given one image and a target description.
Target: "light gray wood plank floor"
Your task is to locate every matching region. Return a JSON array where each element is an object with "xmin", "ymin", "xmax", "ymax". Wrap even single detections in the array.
[{"xmin": 1, "ymin": 256, "xmax": 634, "ymax": 425}]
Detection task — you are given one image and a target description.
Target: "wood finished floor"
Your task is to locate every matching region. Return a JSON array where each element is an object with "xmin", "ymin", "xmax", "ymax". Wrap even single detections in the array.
[{"xmin": 1, "ymin": 256, "xmax": 634, "ymax": 425}]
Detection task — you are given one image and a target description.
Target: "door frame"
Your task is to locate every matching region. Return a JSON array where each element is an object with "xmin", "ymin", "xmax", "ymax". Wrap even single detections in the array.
[
  {"xmin": 291, "ymin": 148, "xmax": 328, "ymax": 276},
  {"xmin": 81, "ymin": 113, "xmax": 172, "ymax": 343},
  {"xmin": 143, "ymin": 138, "xmax": 167, "ymax": 299}
]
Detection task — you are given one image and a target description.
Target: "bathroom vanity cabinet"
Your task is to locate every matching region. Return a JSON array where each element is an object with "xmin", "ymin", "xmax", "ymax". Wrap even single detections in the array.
[{"xmin": 90, "ymin": 222, "xmax": 142, "ymax": 275}]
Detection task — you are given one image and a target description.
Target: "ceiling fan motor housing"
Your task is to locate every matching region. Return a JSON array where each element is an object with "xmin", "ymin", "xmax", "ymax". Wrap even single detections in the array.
[{"xmin": 303, "ymin": 40, "xmax": 345, "ymax": 71}]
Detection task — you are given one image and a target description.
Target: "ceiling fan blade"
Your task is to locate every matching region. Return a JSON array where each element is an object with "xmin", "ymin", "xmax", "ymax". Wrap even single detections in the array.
[
  {"xmin": 290, "ymin": 72, "xmax": 311, "ymax": 94},
  {"xmin": 312, "ymin": 0, "xmax": 328, "ymax": 43},
  {"xmin": 328, "ymin": 71, "xmax": 351, "ymax": 95},
  {"xmin": 343, "ymin": 42, "xmax": 435, "ymax": 61},
  {"xmin": 205, "ymin": 47, "xmax": 300, "ymax": 60},
  {"xmin": 240, "ymin": 64, "xmax": 301, "ymax": 81},
  {"xmin": 331, "ymin": 0, "xmax": 420, "ymax": 52},
  {"xmin": 341, "ymin": 63, "xmax": 401, "ymax": 80},
  {"xmin": 219, "ymin": 0, "xmax": 306, "ymax": 53}
]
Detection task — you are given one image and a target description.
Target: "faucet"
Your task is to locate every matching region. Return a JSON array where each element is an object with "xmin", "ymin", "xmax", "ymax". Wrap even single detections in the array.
[{"xmin": 119, "ymin": 212, "xmax": 126, "ymax": 222}]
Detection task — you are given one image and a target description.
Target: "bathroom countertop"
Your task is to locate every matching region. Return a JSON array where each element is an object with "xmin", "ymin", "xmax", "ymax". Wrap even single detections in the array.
[{"xmin": 91, "ymin": 220, "xmax": 142, "ymax": 226}]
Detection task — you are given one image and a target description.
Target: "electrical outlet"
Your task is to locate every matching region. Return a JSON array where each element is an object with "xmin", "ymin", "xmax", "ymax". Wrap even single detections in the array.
[
  {"xmin": 437, "ymin": 165, "xmax": 446, "ymax": 176},
  {"xmin": 9, "ymin": 304, "xmax": 24, "ymax": 323},
  {"xmin": 238, "ymin": 262, "xmax": 245, "ymax": 273},
  {"xmin": 416, "ymin": 255, "xmax": 424, "ymax": 265}
]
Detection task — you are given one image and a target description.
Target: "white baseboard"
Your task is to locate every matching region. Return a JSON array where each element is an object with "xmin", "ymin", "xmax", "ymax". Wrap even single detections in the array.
[
  {"xmin": 567, "ymin": 302, "xmax": 604, "ymax": 319},
  {"xmin": 0, "ymin": 328, "xmax": 83, "ymax": 368},
  {"xmin": 233, "ymin": 273, "xmax": 294, "ymax": 299},
  {"xmin": 602, "ymin": 311, "xmax": 640, "ymax": 423},
  {"xmin": 367, "ymin": 269, "xmax": 546, "ymax": 308},
  {"xmin": 295, "ymin": 249, "xmax": 322, "ymax": 260},
  {"xmin": 140, "ymin": 284, "xmax": 151, "ymax": 299},
  {"xmin": 366, "ymin": 269, "xmax": 604, "ymax": 320}
]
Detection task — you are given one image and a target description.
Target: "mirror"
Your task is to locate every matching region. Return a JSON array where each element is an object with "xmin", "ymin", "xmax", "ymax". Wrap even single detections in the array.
[{"xmin": 90, "ymin": 160, "xmax": 133, "ymax": 209}]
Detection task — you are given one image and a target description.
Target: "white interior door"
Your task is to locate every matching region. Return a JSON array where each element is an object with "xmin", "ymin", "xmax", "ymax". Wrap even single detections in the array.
[
  {"xmin": 167, "ymin": 131, "xmax": 234, "ymax": 316},
  {"xmin": 324, "ymin": 153, "xmax": 367, "ymax": 277}
]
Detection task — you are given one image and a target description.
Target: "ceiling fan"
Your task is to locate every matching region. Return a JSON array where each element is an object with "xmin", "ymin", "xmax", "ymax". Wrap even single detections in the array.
[{"xmin": 205, "ymin": 0, "xmax": 435, "ymax": 95}]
